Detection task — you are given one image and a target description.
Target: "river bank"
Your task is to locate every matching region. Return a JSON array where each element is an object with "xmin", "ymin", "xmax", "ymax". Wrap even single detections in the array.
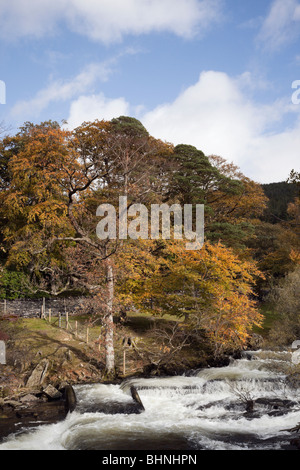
[
  {"xmin": 1, "ymin": 349, "xmax": 300, "ymax": 450},
  {"xmin": 0, "ymin": 314, "xmax": 245, "ymax": 398},
  {"xmin": 2, "ymin": 315, "xmax": 300, "ymax": 449}
]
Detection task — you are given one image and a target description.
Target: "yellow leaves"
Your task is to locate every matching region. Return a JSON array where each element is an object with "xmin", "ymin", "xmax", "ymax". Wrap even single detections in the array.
[
  {"xmin": 3, "ymin": 124, "xmax": 71, "ymax": 226},
  {"xmin": 7, "ymin": 243, "xmax": 32, "ymax": 267},
  {"xmin": 0, "ymin": 123, "xmax": 79, "ymax": 278},
  {"xmin": 290, "ymin": 249, "xmax": 300, "ymax": 265},
  {"xmin": 124, "ymin": 237, "xmax": 264, "ymax": 351},
  {"xmin": 0, "ymin": 119, "xmax": 267, "ymax": 357}
]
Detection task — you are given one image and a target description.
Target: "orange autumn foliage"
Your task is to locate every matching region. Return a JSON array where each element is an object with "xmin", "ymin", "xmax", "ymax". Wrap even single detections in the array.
[{"xmin": 124, "ymin": 239, "xmax": 264, "ymax": 356}]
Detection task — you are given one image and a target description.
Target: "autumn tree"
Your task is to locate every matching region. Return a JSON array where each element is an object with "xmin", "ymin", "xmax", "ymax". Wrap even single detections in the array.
[
  {"xmin": 0, "ymin": 116, "xmax": 175, "ymax": 375},
  {"xmin": 120, "ymin": 239, "xmax": 263, "ymax": 357},
  {"xmin": 1, "ymin": 116, "xmax": 280, "ymax": 372},
  {"xmin": 0, "ymin": 120, "xmax": 117, "ymax": 374},
  {"xmin": 65, "ymin": 118, "xmax": 173, "ymax": 374},
  {"xmin": 0, "ymin": 121, "xmax": 75, "ymax": 296}
]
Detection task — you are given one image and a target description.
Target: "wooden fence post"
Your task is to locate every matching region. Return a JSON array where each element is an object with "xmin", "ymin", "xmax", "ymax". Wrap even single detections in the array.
[
  {"xmin": 0, "ymin": 340, "xmax": 6, "ymax": 365},
  {"xmin": 123, "ymin": 348, "xmax": 126, "ymax": 376},
  {"xmin": 41, "ymin": 297, "xmax": 45, "ymax": 319}
]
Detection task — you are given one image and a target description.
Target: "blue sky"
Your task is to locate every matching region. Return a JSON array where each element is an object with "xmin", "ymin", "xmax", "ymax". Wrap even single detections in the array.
[{"xmin": 0, "ymin": 0, "xmax": 300, "ymax": 183}]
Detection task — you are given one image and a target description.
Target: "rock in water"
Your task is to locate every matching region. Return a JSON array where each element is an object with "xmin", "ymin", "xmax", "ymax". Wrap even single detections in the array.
[
  {"xmin": 130, "ymin": 385, "xmax": 145, "ymax": 411},
  {"xmin": 64, "ymin": 384, "xmax": 77, "ymax": 413},
  {"xmin": 291, "ymin": 349, "xmax": 300, "ymax": 365}
]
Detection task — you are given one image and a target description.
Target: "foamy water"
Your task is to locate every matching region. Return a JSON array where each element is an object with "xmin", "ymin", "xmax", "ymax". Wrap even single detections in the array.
[{"xmin": 1, "ymin": 350, "xmax": 299, "ymax": 450}]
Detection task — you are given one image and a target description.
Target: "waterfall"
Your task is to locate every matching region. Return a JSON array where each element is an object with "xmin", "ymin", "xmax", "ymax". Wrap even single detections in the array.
[{"xmin": 1, "ymin": 350, "xmax": 299, "ymax": 450}]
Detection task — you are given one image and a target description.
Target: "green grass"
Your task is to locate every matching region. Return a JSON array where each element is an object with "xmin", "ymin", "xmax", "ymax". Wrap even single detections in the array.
[{"xmin": 255, "ymin": 303, "xmax": 279, "ymax": 335}]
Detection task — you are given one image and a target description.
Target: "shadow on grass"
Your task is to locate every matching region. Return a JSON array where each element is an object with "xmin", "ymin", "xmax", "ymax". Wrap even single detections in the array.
[
  {"xmin": 124, "ymin": 314, "xmax": 179, "ymax": 336},
  {"xmin": 18, "ymin": 325, "xmax": 104, "ymax": 372}
]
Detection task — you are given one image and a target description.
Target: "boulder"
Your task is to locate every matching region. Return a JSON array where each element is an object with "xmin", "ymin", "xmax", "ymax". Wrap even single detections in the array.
[
  {"xmin": 75, "ymin": 384, "xmax": 144, "ymax": 415},
  {"xmin": 291, "ymin": 340, "xmax": 300, "ymax": 350},
  {"xmin": 290, "ymin": 438, "xmax": 300, "ymax": 449},
  {"xmin": 130, "ymin": 385, "xmax": 145, "ymax": 411},
  {"xmin": 19, "ymin": 394, "xmax": 40, "ymax": 403},
  {"xmin": 0, "ymin": 384, "xmax": 77, "ymax": 442},
  {"xmin": 64, "ymin": 384, "xmax": 77, "ymax": 413},
  {"xmin": 246, "ymin": 333, "xmax": 264, "ymax": 350},
  {"xmin": 26, "ymin": 359, "xmax": 49, "ymax": 388},
  {"xmin": 291, "ymin": 349, "xmax": 300, "ymax": 365},
  {"xmin": 42, "ymin": 384, "xmax": 63, "ymax": 400}
]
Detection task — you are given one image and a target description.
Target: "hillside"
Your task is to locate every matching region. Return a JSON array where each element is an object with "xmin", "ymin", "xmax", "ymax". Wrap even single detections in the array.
[
  {"xmin": 0, "ymin": 312, "xmax": 224, "ymax": 398},
  {"xmin": 261, "ymin": 182, "xmax": 298, "ymax": 224}
]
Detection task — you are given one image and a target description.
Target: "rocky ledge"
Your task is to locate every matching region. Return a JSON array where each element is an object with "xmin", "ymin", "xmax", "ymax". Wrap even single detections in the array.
[{"xmin": 0, "ymin": 383, "xmax": 77, "ymax": 442}]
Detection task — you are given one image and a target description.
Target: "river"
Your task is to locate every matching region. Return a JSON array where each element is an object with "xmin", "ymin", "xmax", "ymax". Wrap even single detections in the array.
[{"xmin": 0, "ymin": 349, "xmax": 300, "ymax": 450}]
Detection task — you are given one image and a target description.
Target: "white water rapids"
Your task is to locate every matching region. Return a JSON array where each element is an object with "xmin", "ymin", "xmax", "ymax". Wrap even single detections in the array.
[{"xmin": 1, "ymin": 350, "xmax": 300, "ymax": 450}]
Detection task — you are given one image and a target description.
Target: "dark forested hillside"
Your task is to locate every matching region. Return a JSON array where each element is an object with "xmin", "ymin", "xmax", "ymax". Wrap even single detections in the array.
[{"xmin": 261, "ymin": 182, "xmax": 298, "ymax": 224}]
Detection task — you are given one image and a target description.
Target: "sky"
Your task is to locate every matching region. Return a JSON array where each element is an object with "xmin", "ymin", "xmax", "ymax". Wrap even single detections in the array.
[{"xmin": 0, "ymin": 0, "xmax": 300, "ymax": 184}]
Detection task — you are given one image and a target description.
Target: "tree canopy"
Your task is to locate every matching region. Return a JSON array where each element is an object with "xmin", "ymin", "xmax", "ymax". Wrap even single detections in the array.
[{"xmin": 0, "ymin": 116, "xmax": 299, "ymax": 373}]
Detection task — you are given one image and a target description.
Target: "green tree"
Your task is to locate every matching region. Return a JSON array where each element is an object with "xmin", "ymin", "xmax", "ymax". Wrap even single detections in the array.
[
  {"xmin": 169, "ymin": 144, "xmax": 242, "ymax": 207},
  {"xmin": 268, "ymin": 265, "xmax": 300, "ymax": 346}
]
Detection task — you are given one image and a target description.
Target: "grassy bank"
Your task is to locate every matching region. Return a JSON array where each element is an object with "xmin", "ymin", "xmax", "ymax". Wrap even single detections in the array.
[
  {"xmin": 0, "ymin": 305, "xmax": 275, "ymax": 399},
  {"xmin": 0, "ymin": 311, "xmax": 208, "ymax": 396}
]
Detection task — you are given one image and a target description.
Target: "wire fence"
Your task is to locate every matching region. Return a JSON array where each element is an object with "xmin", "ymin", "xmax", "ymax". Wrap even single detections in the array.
[
  {"xmin": 0, "ymin": 298, "xmax": 102, "ymax": 347},
  {"xmin": 1, "ymin": 298, "xmax": 141, "ymax": 375},
  {"xmin": 45, "ymin": 309, "xmax": 103, "ymax": 348},
  {"xmin": 0, "ymin": 297, "xmax": 85, "ymax": 318}
]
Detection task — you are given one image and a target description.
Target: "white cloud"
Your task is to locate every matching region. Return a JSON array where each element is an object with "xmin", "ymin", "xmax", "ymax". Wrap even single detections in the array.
[
  {"xmin": 140, "ymin": 71, "xmax": 300, "ymax": 183},
  {"xmin": 294, "ymin": 3, "xmax": 300, "ymax": 19},
  {"xmin": 11, "ymin": 63, "xmax": 300, "ymax": 183},
  {"xmin": 0, "ymin": 0, "xmax": 223, "ymax": 43},
  {"xmin": 10, "ymin": 61, "xmax": 116, "ymax": 120},
  {"xmin": 61, "ymin": 69, "xmax": 300, "ymax": 183},
  {"xmin": 0, "ymin": 0, "xmax": 63, "ymax": 38},
  {"xmin": 65, "ymin": 94, "xmax": 130, "ymax": 129},
  {"xmin": 257, "ymin": 0, "xmax": 300, "ymax": 51}
]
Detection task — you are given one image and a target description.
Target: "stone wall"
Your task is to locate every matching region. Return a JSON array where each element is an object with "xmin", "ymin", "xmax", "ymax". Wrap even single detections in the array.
[{"xmin": 1, "ymin": 297, "xmax": 85, "ymax": 318}]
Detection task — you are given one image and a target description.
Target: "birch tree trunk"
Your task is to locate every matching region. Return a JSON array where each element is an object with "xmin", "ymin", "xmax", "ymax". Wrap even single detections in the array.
[{"xmin": 104, "ymin": 256, "xmax": 115, "ymax": 375}]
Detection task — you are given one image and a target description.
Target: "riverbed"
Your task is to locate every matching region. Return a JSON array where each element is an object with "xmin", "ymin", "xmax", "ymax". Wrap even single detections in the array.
[{"xmin": 0, "ymin": 350, "xmax": 299, "ymax": 450}]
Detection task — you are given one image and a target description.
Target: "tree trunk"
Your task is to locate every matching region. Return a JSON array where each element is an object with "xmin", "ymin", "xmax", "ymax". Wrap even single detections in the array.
[{"xmin": 104, "ymin": 257, "xmax": 115, "ymax": 376}]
